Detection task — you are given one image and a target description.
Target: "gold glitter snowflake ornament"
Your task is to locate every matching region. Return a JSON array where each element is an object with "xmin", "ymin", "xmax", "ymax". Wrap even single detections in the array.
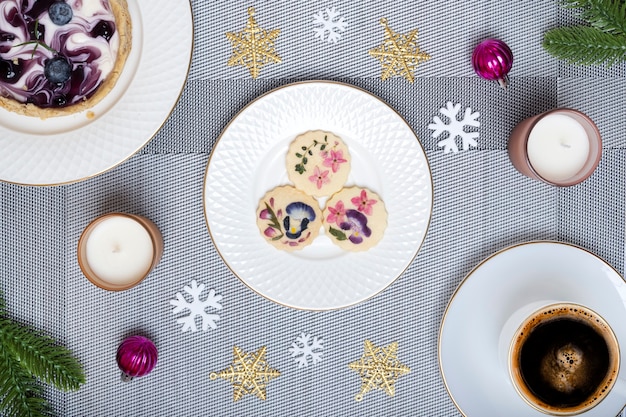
[
  {"xmin": 348, "ymin": 340, "xmax": 410, "ymax": 401},
  {"xmin": 226, "ymin": 7, "xmax": 282, "ymax": 79},
  {"xmin": 210, "ymin": 346, "xmax": 281, "ymax": 401},
  {"xmin": 369, "ymin": 18, "xmax": 430, "ymax": 83}
]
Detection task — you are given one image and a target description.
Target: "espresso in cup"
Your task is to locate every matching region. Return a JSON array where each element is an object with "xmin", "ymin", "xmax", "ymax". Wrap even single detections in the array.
[{"xmin": 509, "ymin": 303, "xmax": 619, "ymax": 415}]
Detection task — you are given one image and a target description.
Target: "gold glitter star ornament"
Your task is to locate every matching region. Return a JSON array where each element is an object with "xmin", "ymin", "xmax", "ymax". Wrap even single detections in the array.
[
  {"xmin": 348, "ymin": 340, "xmax": 410, "ymax": 401},
  {"xmin": 369, "ymin": 18, "xmax": 430, "ymax": 83},
  {"xmin": 226, "ymin": 7, "xmax": 282, "ymax": 79},
  {"xmin": 210, "ymin": 346, "xmax": 281, "ymax": 401}
]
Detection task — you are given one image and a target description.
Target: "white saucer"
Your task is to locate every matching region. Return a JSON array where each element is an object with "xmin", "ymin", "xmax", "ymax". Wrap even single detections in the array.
[{"xmin": 439, "ymin": 241, "xmax": 626, "ymax": 417}]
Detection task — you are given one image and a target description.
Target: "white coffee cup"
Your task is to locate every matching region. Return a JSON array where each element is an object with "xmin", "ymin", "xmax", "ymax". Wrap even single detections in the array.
[{"xmin": 500, "ymin": 301, "xmax": 620, "ymax": 416}]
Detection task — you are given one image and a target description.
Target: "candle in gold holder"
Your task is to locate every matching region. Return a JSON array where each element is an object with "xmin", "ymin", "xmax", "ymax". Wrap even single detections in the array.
[{"xmin": 77, "ymin": 213, "xmax": 163, "ymax": 291}]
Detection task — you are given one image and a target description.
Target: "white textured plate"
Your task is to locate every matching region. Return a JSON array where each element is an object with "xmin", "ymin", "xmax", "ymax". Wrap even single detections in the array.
[
  {"xmin": 0, "ymin": 0, "xmax": 192, "ymax": 185},
  {"xmin": 204, "ymin": 81, "xmax": 432, "ymax": 310},
  {"xmin": 439, "ymin": 241, "xmax": 626, "ymax": 417}
]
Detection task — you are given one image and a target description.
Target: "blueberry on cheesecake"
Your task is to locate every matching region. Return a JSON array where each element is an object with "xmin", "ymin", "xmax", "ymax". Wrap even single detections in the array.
[{"xmin": 0, "ymin": 0, "xmax": 131, "ymax": 118}]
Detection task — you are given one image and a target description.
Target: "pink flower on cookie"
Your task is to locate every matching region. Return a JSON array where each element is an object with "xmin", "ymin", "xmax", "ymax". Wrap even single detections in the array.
[
  {"xmin": 323, "ymin": 149, "xmax": 347, "ymax": 173},
  {"xmin": 326, "ymin": 200, "xmax": 346, "ymax": 225},
  {"xmin": 351, "ymin": 190, "xmax": 377, "ymax": 216},
  {"xmin": 309, "ymin": 166, "xmax": 330, "ymax": 190}
]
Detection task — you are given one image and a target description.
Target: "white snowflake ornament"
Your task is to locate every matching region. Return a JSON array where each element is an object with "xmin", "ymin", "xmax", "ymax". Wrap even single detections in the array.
[
  {"xmin": 313, "ymin": 7, "xmax": 347, "ymax": 44},
  {"xmin": 288, "ymin": 332, "xmax": 324, "ymax": 367},
  {"xmin": 428, "ymin": 102, "xmax": 480, "ymax": 153},
  {"xmin": 170, "ymin": 280, "xmax": 222, "ymax": 332}
]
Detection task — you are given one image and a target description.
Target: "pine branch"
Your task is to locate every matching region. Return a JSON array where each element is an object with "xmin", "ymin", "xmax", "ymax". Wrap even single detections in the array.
[
  {"xmin": 0, "ymin": 319, "xmax": 85, "ymax": 392},
  {"xmin": 0, "ymin": 293, "xmax": 84, "ymax": 416},
  {"xmin": 562, "ymin": 0, "xmax": 626, "ymax": 35},
  {"xmin": 543, "ymin": 25, "xmax": 626, "ymax": 65},
  {"xmin": 0, "ymin": 343, "xmax": 51, "ymax": 417}
]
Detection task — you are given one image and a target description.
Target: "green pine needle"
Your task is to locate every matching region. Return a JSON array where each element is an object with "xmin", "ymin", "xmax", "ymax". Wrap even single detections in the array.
[
  {"xmin": 561, "ymin": 0, "xmax": 626, "ymax": 35},
  {"xmin": 0, "ymin": 322, "xmax": 85, "ymax": 391},
  {"xmin": 0, "ymin": 344, "xmax": 51, "ymax": 417},
  {"xmin": 543, "ymin": 25, "xmax": 626, "ymax": 65},
  {"xmin": 0, "ymin": 295, "xmax": 85, "ymax": 417},
  {"xmin": 544, "ymin": 0, "xmax": 626, "ymax": 66}
]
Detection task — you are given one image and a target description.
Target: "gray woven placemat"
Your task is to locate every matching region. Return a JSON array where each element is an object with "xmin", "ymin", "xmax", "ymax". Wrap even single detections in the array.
[{"xmin": 1, "ymin": 1, "xmax": 626, "ymax": 416}]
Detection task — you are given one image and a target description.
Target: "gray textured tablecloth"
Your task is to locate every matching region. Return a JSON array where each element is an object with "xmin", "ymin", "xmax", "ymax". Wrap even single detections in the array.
[{"xmin": 1, "ymin": 1, "xmax": 626, "ymax": 416}]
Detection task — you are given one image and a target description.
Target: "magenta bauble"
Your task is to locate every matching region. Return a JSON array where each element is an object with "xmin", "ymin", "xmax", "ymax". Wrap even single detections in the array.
[
  {"xmin": 472, "ymin": 39, "xmax": 513, "ymax": 89},
  {"xmin": 116, "ymin": 336, "xmax": 158, "ymax": 382}
]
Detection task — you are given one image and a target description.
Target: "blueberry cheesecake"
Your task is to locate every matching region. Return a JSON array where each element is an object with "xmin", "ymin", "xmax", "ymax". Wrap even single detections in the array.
[{"xmin": 0, "ymin": 0, "xmax": 131, "ymax": 118}]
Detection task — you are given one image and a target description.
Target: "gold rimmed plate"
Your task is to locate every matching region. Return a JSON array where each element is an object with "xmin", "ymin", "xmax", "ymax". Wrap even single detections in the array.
[
  {"xmin": 203, "ymin": 81, "xmax": 433, "ymax": 310},
  {"xmin": 0, "ymin": 0, "xmax": 193, "ymax": 186},
  {"xmin": 439, "ymin": 241, "xmax": 626, "ymax": 417}
]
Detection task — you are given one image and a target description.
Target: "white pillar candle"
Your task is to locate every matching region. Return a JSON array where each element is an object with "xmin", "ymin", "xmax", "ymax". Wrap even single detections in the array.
[
  {"xmin": 84, "ymin": 216, "xmax": 155, "ymax": 286},
  {"xmin": 526, "ymin": 114, "xmax": 590, "ymax": 183}
]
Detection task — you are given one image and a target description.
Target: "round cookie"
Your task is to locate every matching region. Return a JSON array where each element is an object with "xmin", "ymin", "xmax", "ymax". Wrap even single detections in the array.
[
  {"xmin": 286, "ymin": 130, "xmax": 351, "ymax": 198},
  {"xmin": 256, "ymin": 185, "xmax": 323, "ymax": 251},
  {"xmin": 323, "ymin": 186, "xmax": 387, "ymax": 251},
  {"xmin": 0, "ymin": 0, "xmax": 132, "ymax": 118}
]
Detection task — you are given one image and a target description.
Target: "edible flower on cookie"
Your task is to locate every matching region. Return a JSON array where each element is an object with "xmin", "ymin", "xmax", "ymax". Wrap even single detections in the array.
[
  {"xmin": 325, "ymin": 190, "xmax": 378, "ymax": 245},
  {"xmin": 339, "ymin": 210, "xmax": 371, "ymax": 244},
  {"xmin": 322, "ymin": 148, "xmax": 347, "ymax": 173},
  {"xmin": 283, "ymin": 202, "xmax": 316, "ymax": 239},
  {"xmin": 351, "ymin": 190, "xmax": 377, "ymax": 215}
]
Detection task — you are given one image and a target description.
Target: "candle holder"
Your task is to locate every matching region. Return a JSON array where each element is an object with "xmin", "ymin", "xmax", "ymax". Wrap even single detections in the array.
[
  {"xmin": 77, "ymin": 213, "xmax": 164, "ymax": 291},
  {"xmin": 508, "ymin": 108, "xmax": 602, "ymax": 187}
]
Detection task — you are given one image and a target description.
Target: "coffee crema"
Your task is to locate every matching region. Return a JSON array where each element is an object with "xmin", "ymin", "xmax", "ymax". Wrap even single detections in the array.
[{"xmin": 509, "ymin": 303, "xmax": 619, "ymax": 415}]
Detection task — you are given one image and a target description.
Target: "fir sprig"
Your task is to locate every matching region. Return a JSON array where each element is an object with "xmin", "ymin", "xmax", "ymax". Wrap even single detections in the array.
[
  {"xmin": 543, "ymin": 0, "xmax": 626, "ymax": 66},
  {"xmin": 544, "ymin": 26, "xmax": 626, "ymax": 65},
  {"xmin": 0, "ymin": 322, "xmax": 85, "ymax": 391},
  {"xmin": 0, "ymin": 345, "xmax": 50, "ymax": 417},
  {"xmin": 562, "ymin": 0, "xmax": 626, "ymax": 34},
  {"xmin": 0, "ymin": 295, "xmax": 85, "ymax": 417}
]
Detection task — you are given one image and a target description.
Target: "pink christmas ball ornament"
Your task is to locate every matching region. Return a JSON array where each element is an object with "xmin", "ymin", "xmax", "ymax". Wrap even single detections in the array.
[
  {"xmin": 116, "ymin": 336, "xmax": 158, "ymax": 382},
  {"xmin": 472, "ymin": 38, "xmax": 513, "ymax": 89}
]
